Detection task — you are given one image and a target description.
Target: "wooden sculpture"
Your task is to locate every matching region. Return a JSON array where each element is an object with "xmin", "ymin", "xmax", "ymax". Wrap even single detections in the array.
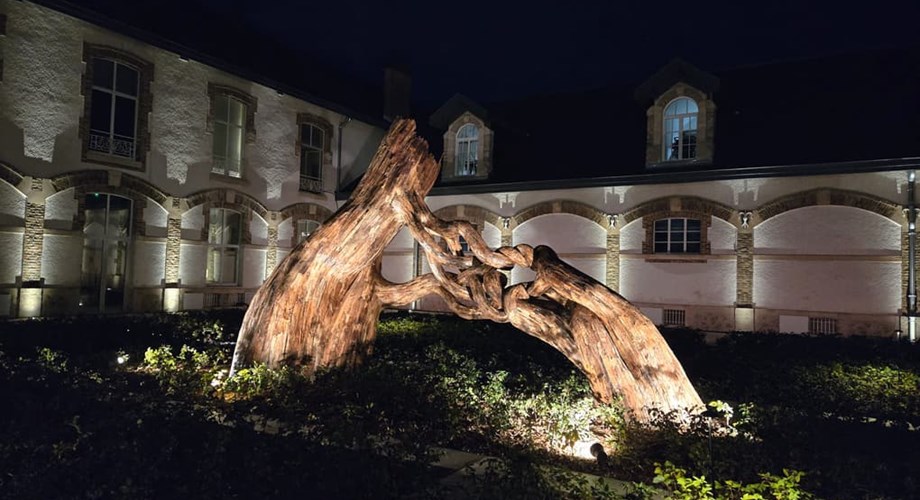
[{"xmin": 231, "ymin": 119, "xmax": 703, "ymax": 421}]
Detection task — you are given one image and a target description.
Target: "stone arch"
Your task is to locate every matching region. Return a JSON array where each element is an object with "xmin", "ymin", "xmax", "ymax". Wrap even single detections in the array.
[
  {"xmin": 279, "ymin": 202, "xmax": 334, "ymax": 247},
  {"xmin": 51, "ymin": 170, "xmax": 170, "ymax": 237},
  {"xmin": 755, "ymin": 188, "xmax": 901, "ymax": 226},
  {"xmin": 621, "ymin": 196, "xmax": 734, "ymax": 255},
  {"xmin": 433, "ymin": 204, "xmax": 503, "ymax": 230},
  {"xmin": 0, "ymin": 161, "xmax": 25, "ymax": 193},
  {"xmin": 513, "ymin": 200, "xmax": 609, "ymax": 230},
  {"xmin": 186, "ymin": 188, "xmax": 269, "ymax": 245}
]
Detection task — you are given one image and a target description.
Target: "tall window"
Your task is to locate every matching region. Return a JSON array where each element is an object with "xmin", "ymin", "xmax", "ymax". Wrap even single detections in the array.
[
  {"xmin": 296, "ymin": 219, "xmax": 320, "ymax": 244},
  {"xmin": 207, "ymin": 208, "xmax": 242, "ymax": 285},
  {"xmin": 89, "ymin": 59, "xmax": 139, "ymax": 159},
  {"xmin": 663, "ymin": 97, "xmax": 698, "ymax": 161},
  {"xmin": 81, "ymin": 193, "xmax": 132, "ymax": 312},
  {"xmin": 455, "ymin": 124, "xmax": 479, "ymax": 176},
  {"xmin": 212, "ymin": 94, "xmax": 246, "ymax": 178},
  {"xmin": 654, "ymin": 218, "xmax": 701, "ymax": 253},
  {"xmin": 300, "ymin": 124, "xmax": 324, "ymax": 192}
]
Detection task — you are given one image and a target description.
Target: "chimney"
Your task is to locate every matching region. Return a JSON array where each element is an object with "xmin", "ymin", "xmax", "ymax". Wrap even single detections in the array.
[{"xmin": 383, "ymin": 66, "xmax": 411, "ymax": 121}]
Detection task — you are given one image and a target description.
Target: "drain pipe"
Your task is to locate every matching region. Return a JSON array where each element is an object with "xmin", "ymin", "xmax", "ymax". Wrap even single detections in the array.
[
  {"xmin": 908, "ymin": 170, "xmax": 917, "ymax": 342},
  {"xmin": 335, "ymin": 116, "xmax": 352, "ymax": 202}
]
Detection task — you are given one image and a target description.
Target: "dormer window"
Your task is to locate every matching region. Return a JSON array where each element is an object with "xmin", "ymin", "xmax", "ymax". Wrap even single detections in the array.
[
  {"xmin": 663, "ymin": 97, "xmax": 698, "ymax": 161},
  {"xmin": 455, "ymin": 124, "xmax": 479, "ymax": 176}
]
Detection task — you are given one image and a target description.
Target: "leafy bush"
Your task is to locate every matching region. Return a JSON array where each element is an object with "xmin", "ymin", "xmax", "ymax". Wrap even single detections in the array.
[{"xmin": 653, "ymin": 461, "xmax": 812, "ymax": 500}]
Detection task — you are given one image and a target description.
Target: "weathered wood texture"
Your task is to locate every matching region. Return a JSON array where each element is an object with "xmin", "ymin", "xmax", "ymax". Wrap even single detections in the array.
[{"xmin": 231, "ymin": 119, "xmax": 703, "ymax": 421}]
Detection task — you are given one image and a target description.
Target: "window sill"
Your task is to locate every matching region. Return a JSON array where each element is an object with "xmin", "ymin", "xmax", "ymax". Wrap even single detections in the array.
[
  {"xmin": 644, "ymin": 254, "xmax": 708, "ymax": 263},
  {"xmin": 85, "ymin": 151, "xmax": 144, "ymax": 171},
  {"xmin": 646, "ymin": 158, "xmax": 710, "ymax": 169},
  {"xmin": 209, "ymin": 172, "xmax": 249, "ymax": 185}
]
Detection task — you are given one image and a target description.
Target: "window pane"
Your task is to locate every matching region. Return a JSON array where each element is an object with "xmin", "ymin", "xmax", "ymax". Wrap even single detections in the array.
[
  {"xmin": 208, "ymin": 209, "xmax": 222, "ymax": 244},
  {"xmin": 654, "ymin": 242, "xmax": 668, "ymax": 253},
  {"xmin": 669, "ymin": 243, "xmax": 684, "ymax": 253},
  {"xmin": 654, "ymin": 232, "xmax": 668, "ymax": 243},
  {"xmin": 670, "ymin": 219, "xmax": 684, "ymax": 230},
  {"xmin": 92, "ymin": 59, "xmax": 114, "ymax": 89},
  {"xmin": 212, "ymin": 122, "xmax": 227, "ymax": 160},
  {"xmin": 304, "ymin": 151, "xmax": 321, "ymax": 179},
  {"xmin": 115, "ymin": 64, "xmax": 138, "ymax": 96},
  {"xmin": 312, "ymin": 126, "xmax": 323, "ymax": 148},
  {"xmin": 222, "ymin": 248, "xmax": 239, "ymax": 284},
  {"xmin": 687, "ymin": 231, "xmax": 701, "ymax": 243},
  {"xmin": 225, "ymin": 211, "xmax": 241, "ymax": 245},
  {"xmin": 113, "ymin": 96, "xmax": 136, "ymax": 137},
  {"xmin": 206, "ymin": 247, "xmax": 220, "ymax": 283},
  {"xmin": 686, "ymin": 219, "xmax": 701, "ymax": 231},
  {"xmin": 90, "ymin": 90, "xmax": 113, "ymax": 132},
  {"xmin": 654, "ymin": 219, "xmax": 668, "ymax": 231},
  {"xmin": 228, "ymin": 126, "xmax": 243, "ymax": 176},
  {"xmin": 230, "ymin": 99, "xmax": 245, "ymax": 127},
  {"xmin": 686, "ymin": 243, "xmax": 701, "ymax": 253},
  {"xmin": 214, "ymin": 95, "xmax": 229, "ymax": 122}
]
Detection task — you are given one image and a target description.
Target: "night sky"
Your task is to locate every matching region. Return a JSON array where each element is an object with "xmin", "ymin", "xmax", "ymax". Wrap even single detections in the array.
[{"xmin": 78, "ymin": 0, "xmax": 920, "ymax": 106}]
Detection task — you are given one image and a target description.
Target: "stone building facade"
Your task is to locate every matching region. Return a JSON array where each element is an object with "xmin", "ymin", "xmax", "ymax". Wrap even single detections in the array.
[{"xmin": 2, "ymin": 0, "xmax": 918, "ymax": 340}]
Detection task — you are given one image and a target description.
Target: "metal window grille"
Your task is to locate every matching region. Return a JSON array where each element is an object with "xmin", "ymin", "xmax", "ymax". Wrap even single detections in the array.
[
  {"xmin": 809, "ymin": 317, "xmax": 837, "ymax": 335},
  {"xmin": 663, "ymin": 309, "xmax": 686, "ymax": 327}
]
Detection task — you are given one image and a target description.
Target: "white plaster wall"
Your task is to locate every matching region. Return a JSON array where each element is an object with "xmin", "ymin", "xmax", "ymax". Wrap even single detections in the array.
[
  {"xmin": 755, "ymin": 206, "xmax": 900, "ymax": 255},
  {"xmin": 754, "ymin": 260, "xmax": 900, "ymax": 314},
  {"xmin": 0, "ymin": 233, "xmax": 23, "ymax": 283},
  {"xmin": 181, "ymin": 206, "xmax": 204, "ymax": 240},
  {"xmin": 511, "ymin": 266, "xmax": 536, "ymax": 285},
  {"xmin": 277, "ymin": 219, "xmax": 294, "ymax": 248},
  {"xmin": 381, "ymin": 254, "xmax": 413, "ymax": 284},
  {"xmin": 709, "ymin": 217, "xmax": 736, "ymax": 253},
  {"xmin": 513, "ymin": 214, "xmax": 606, "ymax": 253},
  {"xmin": 620, "ymin": 259, "xmax": 736, "ymax": 306},
  {"xmin": 620, "ymin": 220, "xmax": 643, "ymax": 252},
  {"xmin": 149, "ymin": 55, "xmax": 209, "ymax": 185},
  {"xmin": 483, "ymin": 222, "xmax": 501, "ymax": 248},
  {"xmin": 250, "ymin": 89, "xmax": 298, "ymax": 202},
  {"xmin": 0, "ymin": 181, "xmax": 25, "ymax": 226},
  {"xmin": 250, "ymin": 214, "xmax": 268, "ymax": 246},
  {"xmin": 133, "ymin": 240, "xmax": 165, "ymax": 286},
  {"xmin": 277, "ymin": 249, "xmax": 291, "ymax": 263},
  {"xmin": 385, "ymin": 227, "xmax": 414, "ymax": 251},
  {"xmin": 242, "ymin": 247, "xmax": 266, "ymax": 287},
  {"xmin": 44, "ymin": 188, "xmax": 77, "ymax": 230},
  {"xmin": 41, "ymin": 233, "xmax": 82, "ymax": 286},
  {"xmin": 179, "ymin": 243, "xmax": 206, "ymax": 286},
  {"xmin": 562, "ymin": 256, "xmax": 606, "ymax": 283},
  {"xmin": 144, "ymin": 199, "xmax": 169, "ymax": 238},
  {"xmin": 0, "ymin": 0, "xmax": 83, "ymax": 163}
]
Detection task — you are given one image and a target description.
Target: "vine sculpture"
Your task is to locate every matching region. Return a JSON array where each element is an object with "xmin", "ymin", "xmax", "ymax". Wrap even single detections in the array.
[{"xmin": 231, "ymin": 119, "xmax": 703, "ymax": 421}]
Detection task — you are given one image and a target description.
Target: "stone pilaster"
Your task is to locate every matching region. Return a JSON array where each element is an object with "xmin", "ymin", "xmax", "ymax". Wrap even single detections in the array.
[
  {"xmin": 605, "ymin": 230, "xmax": 620, "ymax": 292},
  {"xmin": 736, "ymin": 231, "xmax": 754, "ymax": 306},
  {"xmin": 19, "ymin": 178, "xmax": 51, "ymax": 317},
  {"xmin": 165, "ymin": 217, "xmax": 181, "ymax": 283},
  {"xmin": 266, "ymin": 225, "xmax": 279, "ymax": 278}
]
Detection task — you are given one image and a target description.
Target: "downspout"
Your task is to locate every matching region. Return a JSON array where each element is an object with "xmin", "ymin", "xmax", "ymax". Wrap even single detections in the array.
[
  {"xmin": 336, "ymin": 116, "xmax": 352, "ymax": 202},
  {"xmin": 908, "ymin": 170, "xmax": 917, "ymax": 342}
]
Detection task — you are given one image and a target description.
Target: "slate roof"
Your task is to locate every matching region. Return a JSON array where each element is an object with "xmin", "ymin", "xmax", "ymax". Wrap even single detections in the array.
[{"xmin": 421, "ymin": 46, "xmax": 920, "ymax": 192}]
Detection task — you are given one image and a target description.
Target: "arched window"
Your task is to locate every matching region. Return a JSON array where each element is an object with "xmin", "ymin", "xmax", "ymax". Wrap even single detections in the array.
[
  {"xmin": 81, "ymin": 193, "xmax": 132, "ymax": 312},
  {"xmin": 663, "ymin": 97, "xmax": 698, "ymax": 161},
  {"xmin": 296, "ymin": 219, "xmax": 320, "ymax": 244},
  {"xmin": 207, "ymin": 208, "xmax": 242, "ymax": 285},
  {"xmin": 455, "ymin": 124, "xmax": 479, "ymax": 176}
]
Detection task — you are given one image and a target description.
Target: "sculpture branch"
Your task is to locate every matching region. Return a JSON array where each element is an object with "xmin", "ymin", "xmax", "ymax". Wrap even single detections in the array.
[{"xmin": 232, "ymin": 119, "xmax": 704, "ymax": 422}]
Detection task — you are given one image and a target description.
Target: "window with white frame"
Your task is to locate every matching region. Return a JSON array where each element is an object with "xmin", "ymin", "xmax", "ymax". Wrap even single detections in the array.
[
  {"xmin": 88, "ymin": 58, "xmax": 139, "ymax": 159},
  {"xmin": 455, "ymin": 124, "xmax": 479, "ymax": 176},
  {"xmin": 663, "ymin": 97, "xmax": 698, "ymax": 161},
  {"xmin": 654, "ymin": 218, "xmax": 702, "ymax": 253},
  {"xmin": 211, "ymin": 94, "xmax": 246, "ymax": 178},
  {"xmin": 300, "ymin": 124, "xmax": 324, "ymax": 191},
  {"xmin": 296, "ymin": 219, "xmax": 320, "ymax": 244},
  {"xmin": 206, "ymin": 208, "xmax": 242, "ymax": 285}
]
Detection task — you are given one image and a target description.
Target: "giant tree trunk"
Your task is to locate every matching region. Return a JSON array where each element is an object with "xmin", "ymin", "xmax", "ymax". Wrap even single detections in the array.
[{"xmin": 231, "ymin": 119, "xmax": 703, "ymax": 421}]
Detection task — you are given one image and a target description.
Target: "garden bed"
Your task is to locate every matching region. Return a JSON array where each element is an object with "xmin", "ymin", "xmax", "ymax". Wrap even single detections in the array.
[{"xmin": 1, "ymin": 311, "xmax": 918, "ymax": 499}]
